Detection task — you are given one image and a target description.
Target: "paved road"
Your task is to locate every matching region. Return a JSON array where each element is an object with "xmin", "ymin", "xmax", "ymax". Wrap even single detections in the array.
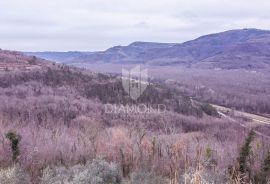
[{"xmin": 211, "ymin": 104, "xmax": 270, "ymax": 125}]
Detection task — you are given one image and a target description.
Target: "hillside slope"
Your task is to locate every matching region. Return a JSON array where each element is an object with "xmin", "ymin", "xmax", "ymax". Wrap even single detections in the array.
[
  {"xmin": 0, "ymin": 49, "xmax": 267, "ymax": 184},
  {"xmin": 0, "ymin": 49, "xmax": 217, "ymax": 118},
  {"xmin": 26, "ymin": 29, "xmax": 270, "ymax": 69}
]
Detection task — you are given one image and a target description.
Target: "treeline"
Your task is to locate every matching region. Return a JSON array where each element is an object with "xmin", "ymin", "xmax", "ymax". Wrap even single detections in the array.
[
  {"xmin": 164, "ymin": 68, "xmax": 270, "ymax": 115},
  {"xmin": 0, "ymin": 66, "xmax": 217, "ymax": 118}
]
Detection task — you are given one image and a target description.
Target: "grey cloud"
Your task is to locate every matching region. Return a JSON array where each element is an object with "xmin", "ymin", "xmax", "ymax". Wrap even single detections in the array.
[{"xmin": 1, "ymin": 0, "xmax": 270, "ymax": 51}]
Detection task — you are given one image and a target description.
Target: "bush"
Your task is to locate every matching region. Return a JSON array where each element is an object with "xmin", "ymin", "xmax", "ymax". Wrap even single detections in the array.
[
  {"xmin": 180, "ymin": 168, "xmax": 226, "ymax": 184},
  {"xmin": 0, "ymin": 165, "xmax": 31, "ymax": 184},
  {"xmin": 254, "ymin": 150, "xmax": 270, "ymax": 184},
  {"xmin": 123, "ymin": 171, "xmax": 168, "ymax": 184},
  {"xmin": 41, "ymin": 158, "xmax": 121, "ymax": 184},
  {"xmin": 200, "ymin": 103, "xmax": 219, "ymax": 117}
]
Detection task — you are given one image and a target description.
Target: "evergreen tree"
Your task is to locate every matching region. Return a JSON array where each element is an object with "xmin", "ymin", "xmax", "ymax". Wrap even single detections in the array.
[
  {"xmin": 238, "ymin": 130, "xmax": 255, "ymax": 181},
  {"xmin": 6, "ymin": 131, "xmax": 21, "ymax": 161}
]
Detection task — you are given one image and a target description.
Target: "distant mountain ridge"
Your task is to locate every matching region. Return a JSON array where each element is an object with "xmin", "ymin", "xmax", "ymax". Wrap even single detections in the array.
[{"xmin": 25, "ymin": 28, "xmax": 270, "ymax": 69}]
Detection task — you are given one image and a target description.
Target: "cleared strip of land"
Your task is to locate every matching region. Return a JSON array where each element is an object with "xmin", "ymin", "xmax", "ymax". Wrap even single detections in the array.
[
  {"xmin": 212, "ymin": 104, "xmax": 270, "ymax": 139},
  {"xmin": 211, "ymin": 104, "xmax": 270, "ymax": 125}
]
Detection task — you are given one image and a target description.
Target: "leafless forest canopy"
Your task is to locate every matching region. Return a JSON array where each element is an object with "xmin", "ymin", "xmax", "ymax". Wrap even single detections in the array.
[{"xmin": 0, "ymin": 50, "xmax": 269, "ymax": 184}]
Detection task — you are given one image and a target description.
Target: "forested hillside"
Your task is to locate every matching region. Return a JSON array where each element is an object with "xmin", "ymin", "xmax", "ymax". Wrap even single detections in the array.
[{"xmin": 0, "ymin": 50, "xmax": 269, "ymax": 184}]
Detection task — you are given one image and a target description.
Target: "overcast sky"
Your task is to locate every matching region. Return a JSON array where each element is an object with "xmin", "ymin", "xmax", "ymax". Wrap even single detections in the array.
[{"xmin": 1, "ymin": 0, "xmax": 270, "ymax": 51}]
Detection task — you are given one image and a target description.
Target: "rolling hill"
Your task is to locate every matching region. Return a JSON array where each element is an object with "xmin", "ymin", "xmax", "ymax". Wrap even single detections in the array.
[
  {"xmin": 26, "ymin": 28, "xmax": 270, "ymax": 69},
  {"xmin": 1, "ymin": 43, "xmax": 269, "ymax": 184}
]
